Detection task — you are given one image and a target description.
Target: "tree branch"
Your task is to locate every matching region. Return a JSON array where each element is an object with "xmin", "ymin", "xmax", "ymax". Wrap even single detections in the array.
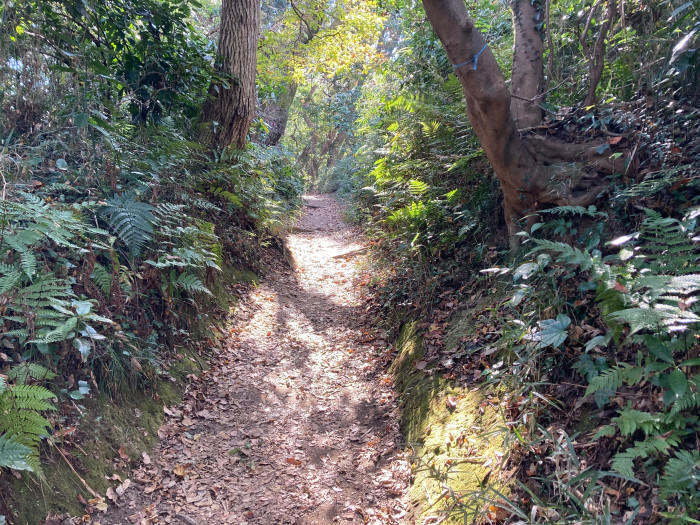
[
  {"xmin": 289, "ymin": 0, "xmax": 314, "ymax": 41},
  {"xmin": 579, "ymin": 0, "xmax": 605, "ymax": 53}
]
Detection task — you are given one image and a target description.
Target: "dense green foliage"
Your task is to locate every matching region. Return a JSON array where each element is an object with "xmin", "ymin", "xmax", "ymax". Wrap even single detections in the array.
[
  {"xmin": 1, "ymin": 0, "xmax": 698, "ymax": 522},
  {"xmin": 0, "ymin": 364, "xmax": 55, "ymax": 475},
  {"xmin": 293, "ymin": 0, "xmax": 699, "ymax": 522},
  {"xmin": 0, "ymin": 0, "xmax": 302, "ymax": 494}
]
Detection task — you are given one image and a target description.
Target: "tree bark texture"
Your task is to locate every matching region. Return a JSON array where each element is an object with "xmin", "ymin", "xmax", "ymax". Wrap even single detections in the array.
[
  {"xmin": 510, "ymin": 0, "xmax": 544, "ymax": 127},
  {"xmin": 422, "ymin": 0, "xmax": 627, "ymax": 248},
  {"xmin": 262, "ymin": 82, "xmax": 298, "ymax": 146},
  {"xmin": 200, "ymin": 0, "xmax": 260, "ymax": 149}
]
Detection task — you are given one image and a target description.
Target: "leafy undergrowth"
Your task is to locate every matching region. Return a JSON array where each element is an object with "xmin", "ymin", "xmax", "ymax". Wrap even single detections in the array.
[
  {"xmin": 0, "ymin": 266, "xmax": 259, "ymax": 523},
  {"xmin": 0, "ymin": 0, "xmax": 303, "ymax": 517},
  {"xmin": 363, "ymin": 179, "xmax": 699, "ymax": 523},
  {"xmin": 352, "ymin": 39, "xmax": 700, "ymax": 523}
]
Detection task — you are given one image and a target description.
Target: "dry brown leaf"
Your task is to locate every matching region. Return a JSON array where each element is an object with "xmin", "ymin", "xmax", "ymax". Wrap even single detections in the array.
[
  {"xmin": 144, "ymin": 484, "xmax": 160, "ymax": 494},
  {"xmin": 105, "ymin": 487, "xmax": 117, "ymax": 502},
  {"xmin": 115, "ymin": 479, "xmax": 131, "ymax": 497}
]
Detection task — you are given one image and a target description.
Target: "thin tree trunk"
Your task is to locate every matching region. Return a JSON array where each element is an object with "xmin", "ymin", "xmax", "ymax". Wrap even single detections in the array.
[
  {"xmin": 583, "ymin": 0, "xmax": 617, "ymax": 106},
  {"xmin": 263, "ymin": 82, "xmax": 298, "ymax": 146},
  {"xmin": 200, "ymin": 0, "xmax": 260, "ymax": 149},
  {"xmin": 510, "ymin": 0, "xmax": 545, "ymax": 127}
]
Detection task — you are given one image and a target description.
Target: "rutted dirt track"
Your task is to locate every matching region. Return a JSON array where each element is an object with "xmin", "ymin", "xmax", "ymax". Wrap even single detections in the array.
[{"xmin": 98, "ymin": 195, "xmax": 410, "ymax": 524}]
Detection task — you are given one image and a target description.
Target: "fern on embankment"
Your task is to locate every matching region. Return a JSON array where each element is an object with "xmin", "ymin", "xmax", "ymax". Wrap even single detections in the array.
[
  {"xmin": 517, "ymin": 206, "xmax": 700, "ymax": 515},
  {"xmin": 0, "ymin": 364, "xmax": 56, "ymax": 475},
  {"xmin": 0, "ymin": 193, "xmax": 113, "ymax": 353}
]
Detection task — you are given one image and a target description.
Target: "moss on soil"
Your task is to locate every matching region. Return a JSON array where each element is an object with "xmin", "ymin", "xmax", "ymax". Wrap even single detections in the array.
[
  {"xmin": 391, "ymin": 314, "xmax": 506, "ymax": 524},
  {"xmin": 4, "ymin": 266, "xmax": 256, "ymax": 525},
  {"xmin": 7, "ymin": 347, "xmax": 205, "ymax": 525}
]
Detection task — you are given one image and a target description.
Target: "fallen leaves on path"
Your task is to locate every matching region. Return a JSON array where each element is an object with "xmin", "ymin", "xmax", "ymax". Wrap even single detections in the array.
[{"xmin": 76, "ymin": 194, "xmax": 410, "ymax": 525}]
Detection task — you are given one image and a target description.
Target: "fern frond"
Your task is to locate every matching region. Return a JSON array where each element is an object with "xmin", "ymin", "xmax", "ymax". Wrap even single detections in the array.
[
  {"xmin": 175, "ymin": 273, "xmax": 212, "ymax": 296},
  {"xmin": 585, "ymin": 364, "xmax": 642, "ymax": 397},
  {"xmin": 535, "ymin": 205, "xmax": 607, "ymax": 218},
  {"xmin": 671, "ymin": 392, "xmax": 700, "ymax": 415},
  {"xmin": 7, "ymin": 363, "xmax": 56, "ymax": 383},
  {"xmin": 91, "ymin": 263, "xmax": 112, "ymax": 296},
  {"xmin": 640, "ymin": 209, "xmax": 700, "ymax": 274},
  {"xmin": 619, "ymin": 165, "xmax": 696, "ymax": 199},
  {"xmin": 19, "ymin": 250, "xmax": 37, "ymax": 281},
  {"xmin": 0, "ymin": 433, "xmax": 33, "ymax": 472},
  {"xmin": 408, "ymin": 179, "xmax": 429, "ymax": 196},
  {"xmin": 0, "ymin": 411, "xmax": 52, "ymax": 442},
  {"xmin": 607, "ymin": 306, "xmax": 699, "ymax": 335},
  {"xmin": 0, "ymin": 269, "xmax": 22, "ymax": 295},
  {"xmin": 0, "ymin": 263, "xmax": 18, "ymax": 275},
  {"xmin": 30, "ymin": 317, "xmax": 78, "ymax": 344},
  {"xmin": 612, "ymin": 435, "xmax": 675, "ymax": 478},
  {"xmin": 6, "ymin": 385, "xmax": 56, "ymax": 412},
  {"xmin": 612, "ymin": 409, "xmax": 662, "ymax": 436},
  {"xmin": 660, "ymin": 450, "xmax": 700, "ymax": 498},
  {"xmin": 155, "ymin": 202, "xmax": 187, "ymax": 226},
  {"xmin": 101, "ymin": 195, "xmax": 155, "ymax": 256},
  {"xmin": 15, "ymin": 277, "xmax": 72, "ymax": 308},
  {"xmin": 528, "ymin": 239, "xmax": 599, "ymax": 272},
  {"xmin": 181, "ymin": 193, "xmax": 222, "ymax": 212},
  {"xmin": 0, "ymin": 328, "xmax": 29, "ymax": 340}
]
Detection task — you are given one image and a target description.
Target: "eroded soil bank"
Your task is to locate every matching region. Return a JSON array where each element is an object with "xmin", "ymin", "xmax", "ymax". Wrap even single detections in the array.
[{"xmin": 82, "ymin": 194, "xmax": 410, "ymax": 524}]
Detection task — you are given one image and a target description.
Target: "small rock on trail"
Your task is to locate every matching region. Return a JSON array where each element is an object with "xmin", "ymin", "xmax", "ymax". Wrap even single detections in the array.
[{"xmin": 82, "ymin": 194, "xmax": 410, "ymax": 525}]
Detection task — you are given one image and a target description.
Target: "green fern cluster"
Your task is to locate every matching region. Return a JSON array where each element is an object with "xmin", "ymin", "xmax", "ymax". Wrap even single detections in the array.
[
  {"xmin": 660, "ymin": 450, "xmax": 700, "ymax": 509},
  {"xmin": 0, "ymin": 194, "xmax": 113, "ymax": 355},
  {"xmin": 0, "ymin": 363, "xmax": 56, "ymax": 474},
  {"xmin": 638, "ymin": 209, "xmax": 700, "ymax": 275},
  {"xmin": 98, "ymin": 196, "xmax": 221, "ymax": 297},
  {"xmin": 1, "ymin": 193, "xmax": 108, "ymax": 256},
  {"xmin": 520, "ymin": 206, "xmax": 700, "ymax": 515}
]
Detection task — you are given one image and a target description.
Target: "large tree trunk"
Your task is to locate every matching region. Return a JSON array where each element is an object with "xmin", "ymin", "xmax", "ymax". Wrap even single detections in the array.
[
  {"xmin": 200, "ymin": 0, "xmax": 260, "ymax": 149},
  {"xmin": 422, "ymin": 0, "xmax": 626, "ymax": 248}
]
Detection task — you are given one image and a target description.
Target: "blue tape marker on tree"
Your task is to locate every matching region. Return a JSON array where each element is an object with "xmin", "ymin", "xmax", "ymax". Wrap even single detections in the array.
[{"xmin": 452, "ymin": 43, "xmax": 489, "ymax": 71}]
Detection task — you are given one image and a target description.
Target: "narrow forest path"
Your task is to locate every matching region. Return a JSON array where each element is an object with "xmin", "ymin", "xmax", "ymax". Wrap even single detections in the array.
[{"xmin": 99, "ymin": 195, "xmax": 410, "ymax": 525}]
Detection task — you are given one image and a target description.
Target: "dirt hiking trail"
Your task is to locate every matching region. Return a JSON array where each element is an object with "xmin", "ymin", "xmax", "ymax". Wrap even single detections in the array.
[{"xmin": 96, "ymin": 194, "xmax": 410, "ymax": 525}]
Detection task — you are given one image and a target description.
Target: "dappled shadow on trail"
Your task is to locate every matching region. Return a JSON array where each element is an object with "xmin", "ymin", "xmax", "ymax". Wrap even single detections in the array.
[{"xmin": 93, "ymin": 194, "xmax": 410, "ymax": 525}]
